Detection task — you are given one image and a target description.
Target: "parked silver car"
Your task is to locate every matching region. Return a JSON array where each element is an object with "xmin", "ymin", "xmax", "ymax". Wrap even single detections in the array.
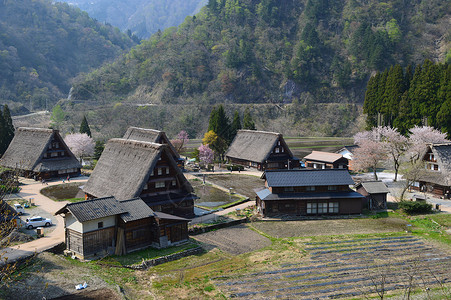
[{"xmin": 25, "ymin": 216, "xmax": 52, "ymax": 229}]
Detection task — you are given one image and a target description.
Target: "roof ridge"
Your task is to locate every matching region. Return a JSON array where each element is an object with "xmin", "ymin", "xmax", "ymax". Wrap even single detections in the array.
[
  {"xmin": 66, "ymin": 196, "xmax": 116, "ymax": 206},
  {"xmin": 109, "ymin": 138, "xmax": 165, "ymax": 149},
  {"xmin": 237, "ymin": 129, "xmax": 281, "ymax": 136},
  {"xmin": 127, "ymin": 127, "xmax": 162, "ymax": 134},
  {"xmin": 17, "ymin": 127, "xmax": 54, "ymax": 133}
]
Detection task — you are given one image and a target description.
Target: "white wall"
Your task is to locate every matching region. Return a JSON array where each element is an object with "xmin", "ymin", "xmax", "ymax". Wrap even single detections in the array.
[
  {"xmin": 82, "ymin": 216, "xmax": 116, "ymax": 233},
  {"xmin": 66, "ymin": 213, "xmax": 82, "ymax": 232}
]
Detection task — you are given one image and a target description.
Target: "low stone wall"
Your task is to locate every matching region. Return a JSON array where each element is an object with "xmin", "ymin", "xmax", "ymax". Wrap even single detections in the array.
[
  {"xmin": 189, "ymin": 218, "xmax": 248, "ymax": 235},
  {"xmin": 127, "ymin": 247, "xmax": 204, "ymax": 270}
]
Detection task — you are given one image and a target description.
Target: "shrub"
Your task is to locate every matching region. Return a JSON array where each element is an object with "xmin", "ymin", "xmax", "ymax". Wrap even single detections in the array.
[
  {"xmin": 226, "ymin": 164, "xmax": 244, "ymax": 171},
  {"xmin": 399, "ymin": 201, "xmax": 432, "ymax": 214},
  {"xmin": 0, "ymin": 184, "xmax": 20, "ymax": 193}
]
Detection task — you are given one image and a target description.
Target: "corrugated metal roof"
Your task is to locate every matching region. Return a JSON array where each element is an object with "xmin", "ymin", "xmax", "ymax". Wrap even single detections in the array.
[
  {"xmin": 358, "ymin": 181, "xmax": 389, "ymax": 194},
  {"xmin": 58, "ymin": 196, "xmax": 127, "ymax": 223},
  {"xmin": 265, "ymin": 169, "xmax": 355, "ymax": 187},
  {"xmin": 119, "ymin": 197, "xmax": 155, "ymax": 222}
]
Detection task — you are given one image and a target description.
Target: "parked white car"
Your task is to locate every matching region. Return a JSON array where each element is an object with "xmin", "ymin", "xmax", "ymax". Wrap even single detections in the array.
[
  {"xmin": 25, "ymin": 216, "xmax": 52, "ymax": 229},
  {"xmin": 13, "ymin": 203, "xmax": 25, "ymax": 215}
]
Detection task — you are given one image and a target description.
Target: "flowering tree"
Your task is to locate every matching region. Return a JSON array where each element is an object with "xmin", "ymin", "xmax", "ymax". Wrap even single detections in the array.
[
  {"xmin": 198, "ymin": 144, "xmax": 214, "ymax": 166},
  {"xmin": 64, "ymin": 133, "xmax": 95, "ymax": 162},
  {"xmin": 380, "ymin": 127, "xmax": 409, "ymax": 181},
  {"xmin": 353, "ymin": 139, "xmax": 386, "ymax": 180},
  {"xmin": 407, "ymin": 126, "xmax": 449, "ymax": 162},
  {"xmin": 171, "ymin": 130, "xmax": 189, "ymax": 153}
]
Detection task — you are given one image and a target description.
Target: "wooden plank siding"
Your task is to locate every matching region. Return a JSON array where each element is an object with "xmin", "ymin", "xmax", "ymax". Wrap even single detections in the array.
[{"xmin": 67, "ymin": 227, "xmax": 115, "ymax": 259}]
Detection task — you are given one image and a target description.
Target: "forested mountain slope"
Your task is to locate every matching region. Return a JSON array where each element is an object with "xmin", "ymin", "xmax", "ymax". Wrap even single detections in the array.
[
  {"xmin": 56, "ymin": 0, "xmax": 207, "ymax": 39},
  {"xmin": 70, "ymin": 0, "xmax": 450, "ymax": 106},
  {"xmin": 0, "ymin": 0, "xmax": 137, "ymax": 113}
]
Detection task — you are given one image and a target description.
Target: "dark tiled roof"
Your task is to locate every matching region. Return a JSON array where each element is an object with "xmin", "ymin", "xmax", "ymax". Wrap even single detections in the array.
[
  {"xmin": 119, "ymin": 197, "xmax": 155, "ymax": 222},
  {"xmin": 225, "ymin": 130, "xmax": 294, "ymax": 163},
  {"xmin": 55, "ymin": 196, "xmax": 127, "ymax": 222},
  {"xmin": 356, "ymin": 181, "xmax": 389, "ymax": 194},
  {"xmin": 256, "ymin": 189, "xmax": 364, "ymax": 201},
  {"xmin": 264, "ymin": 169, "xmax": 355, "ymax": 187}
]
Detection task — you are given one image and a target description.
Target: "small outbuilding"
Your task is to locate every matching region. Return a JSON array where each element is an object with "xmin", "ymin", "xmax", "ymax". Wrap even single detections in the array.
[
  {"xmin": 255, "ymin": 169, "xmax": 364, "ymax": 217},
  {"xmin": 0, "ymin": 127, "xmax": 81, "ymax": 179},
  {"xmin": 225, "ymin": 130, "xmax": 300, "ymax": 170},
  {"xmin": 336, "ymin": 145, "xmax": 359, "ymax": 170},
  {"xmin": 304, "ymin": 151, "xmax": 348, "ymax": 169},
  {"xmin": 55, "ymin": 196, "xmax": 190, "ymax": 259},
  {"xmin": 355, "ymin": 181, "xmax": 389, "ymax": 210}
]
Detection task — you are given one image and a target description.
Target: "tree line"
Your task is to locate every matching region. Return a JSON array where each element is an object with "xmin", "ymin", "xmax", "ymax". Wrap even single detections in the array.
[
  {"xmin": 0, "ymin": 105, "xmax": 14, "ymax": 156},
  {"xmin": 363, "ymin": 60, "xmax": 450, "ymax": 136}
]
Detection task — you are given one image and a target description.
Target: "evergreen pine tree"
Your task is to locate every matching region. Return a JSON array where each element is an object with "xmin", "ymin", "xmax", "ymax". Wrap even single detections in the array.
[
  {"xmin": 0, "ymin": 109, "xmax": 5, "ymax": 156},
  {"xmin": 207, "ymin": 105, "xmax": 231, "ymax": 143},
  {"xmin": 243, "ymin": 108, "xmax": 256, "ymax": 130},
  {"xmin": 3, "ymin": 105, "xmax": 14, "ymax": 150},
  {"xmin": 93, "ymin": 140, "xmax": 105, "ymax": 160},
  {"xmin": 382, "ymin": 64, "xmax": 404, "ymax": 125},
  {"xmin": 79, "ymin": 115, "xmax": 92, "ymax": 137},
  {"xmin": 363, "ymin": 73, "xmax": 380, "ymax": 129},
  {"xmin": 208, "ymin": 107, "xmax": 218, "ymax": 133},
  {"xmin": 230, "ymin": 111, "xmax": 241, "ymax": 140}
]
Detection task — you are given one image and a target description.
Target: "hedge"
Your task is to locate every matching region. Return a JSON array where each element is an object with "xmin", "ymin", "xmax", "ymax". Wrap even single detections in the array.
[{"xmin": 399, "ymin": 201, "xmax": 432, "ymax": 214}]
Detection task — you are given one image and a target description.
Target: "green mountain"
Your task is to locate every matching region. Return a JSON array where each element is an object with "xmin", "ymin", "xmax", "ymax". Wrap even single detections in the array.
[
  {"xmin": 56, "ymin": 0, "xmax": 208, "ymax": 39},
  {"xmin": 0, "ymin": 0, "xmax": 137, "ymax": 113},
  {"xmin": 70, "ymin": 0, "xmax": 450, "ymax": 107}
]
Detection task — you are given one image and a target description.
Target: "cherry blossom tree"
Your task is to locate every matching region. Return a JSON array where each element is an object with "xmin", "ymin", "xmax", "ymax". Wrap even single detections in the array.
[
  {"xmin": 407, "ymin": 126, "xmax": 450, "ymax": 162},
  {"xmin": 353, "ymin": 139, "xmax": 386, "ymax": 180},
  {"xmin": 171, "ymin": 130, "xmax": 190, "ymax": 153},
  {"xmin": 198, "ymin": 144, "xmax": 214, "ymax": 166},
  {"xmin": 64, "ymin": 133, "xmax": 95, "ymax": 162},
  {"xmin": 380, "ymin": 127, "xmax": 409, "ymax": 181}
]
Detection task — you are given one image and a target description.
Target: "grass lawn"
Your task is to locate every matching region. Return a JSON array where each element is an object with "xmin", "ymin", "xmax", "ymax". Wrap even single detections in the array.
[{"xmin": 40, "ymin": 182, "xmax": 84, "ymax": 201}]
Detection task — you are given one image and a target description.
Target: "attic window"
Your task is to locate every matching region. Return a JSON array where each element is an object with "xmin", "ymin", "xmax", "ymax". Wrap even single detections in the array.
[
  {"xmin": 150, "ymin": 169, "xmax": 154, "ymax": 176},
  {"xmin": 155, "ymin": 181, "xmax": 165, "ymax": 188},
  {"xmin": 98, "ymin": 222, "xmax": 103, "ymax": 229},
  {"xmin": 306, "ymin": 186, "xmax": 316, "ymax": 191},
  {"xmin": 165, "ymin": 167, "xmax": 169, "ymax": 174},
  {"xmin": 275, "ymin": 148, "xmax": 280, "ymax": 153},
  {"xmin": 278, "ymin": 141, "xmax": 281, "ymax": 146},
  {"xmin": 158, "ymin": 168, "xmax": 163, "ymax": 175},
  {"xmin": 172, "ymin": 180, "xmax": 176, "ymax": 186}
]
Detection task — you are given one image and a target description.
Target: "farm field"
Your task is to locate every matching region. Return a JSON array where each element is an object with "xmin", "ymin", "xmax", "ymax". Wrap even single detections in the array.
[{"xmin": 196, "ymin": 174, "xmax": 264, "ymax": 198}]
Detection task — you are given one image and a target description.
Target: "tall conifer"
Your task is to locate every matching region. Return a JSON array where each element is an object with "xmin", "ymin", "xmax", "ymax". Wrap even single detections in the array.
[
  {"xmin": 231, "ymin": 111, "xmax": 241, "ymax": 140},
  {"xmin": 79, "ymin": 115, "xmax": 92, "ymax": 137},
  {"xmin": 243, "ymin": 108, "xmax": 256, "ymax": 130}
]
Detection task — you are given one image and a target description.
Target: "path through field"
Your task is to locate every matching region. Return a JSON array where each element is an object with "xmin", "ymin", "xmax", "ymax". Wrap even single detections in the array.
[{"xmin": 215, "ymin": 235, "xmax": 451, "ymax": 299}]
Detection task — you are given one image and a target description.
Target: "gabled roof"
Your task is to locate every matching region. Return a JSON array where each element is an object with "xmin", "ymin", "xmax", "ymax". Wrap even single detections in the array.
[
  {"xmin": 256, "ymin": 188, "xmax": 364, "ymax": 201},
  {"xmin": 355, "ymin": 181, "xmax": 389, "ymax": 194},
  {"xmin": 336, "ymin": 145, "xmax": 359, "ymax": 154},
  {"xmin": 263, "ymin": 169, "xmax": 355, "ymax": 187},
  {"xmin": 119, "ymin": 197, "xmax": 156, "ymax": 222},
  {"xmin": 55, "ymin": 196, "xmax": 127, "ymax": 223},
  {"xmin": 82, "ymin": 138, "xmax": 192, "ymax": 200},
  {"xmin": 123, "ymin": 127, "xmax": 179, "ymax": 158},
  {"xmin": 428, "ymin": 143, "xmax": 451, "ymax": 173},
  {"xmin": 304, "ymin": 151, "xmax": 346, "ymax": 163},
  {"xmin": 0, "ymin": 127, "xmax": 81, "ymax": 172},
  {"xmin": 225, "ymin": 130, "xmax": 293, "ymax": 163}
]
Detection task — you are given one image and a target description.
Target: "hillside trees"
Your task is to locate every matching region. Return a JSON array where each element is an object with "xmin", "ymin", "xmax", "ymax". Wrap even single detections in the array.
[
  {"xmin": 364, "ymin": 60, "xmax": 450, "ymax": 135},
  {"xmin": 0, "ymin": 105, "xmax": 15, "ymax": 156}
]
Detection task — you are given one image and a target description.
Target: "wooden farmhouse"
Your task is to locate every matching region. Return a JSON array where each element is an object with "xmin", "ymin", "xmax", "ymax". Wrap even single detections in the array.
[
  {"xmin": 412, "ymin": 143, "xmax": 451, "ymax": 198},
  {"xmin": 83, "ymin": 138, "xmax": 196, "ymax": 218},
  {"xmin": 336, "ymin": 145, "xmax": 359, "ymax": 170},
  {"xmin": 304, "ymin": 151, "xmax": 348, "ymax": 169},
  {"xmin": 255, "ymin": 169, "xmax": 364, "ymax": 217},
  {"xmin": 0, "ymin": 127, "xmax": 81, "ymax": 179},
  {"xmin": 225, "ymin": 130, "xmax": 300, "ymax": 170},
  {"xmin": 55, "ymin": 196, "xmax": 189, "ymax": 259},
  {"xmin": 123, "ymin": 127, "xmax": 184, "ymax": 167},
  {"xmin": 355, "ymin": 181, "xmax": 389, "ymax": 210}
]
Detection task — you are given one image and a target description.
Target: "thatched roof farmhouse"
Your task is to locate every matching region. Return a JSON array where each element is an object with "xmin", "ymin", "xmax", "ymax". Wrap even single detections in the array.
[
  {"xmin": 225, "ymin": 130, "xmax": 299, "ymax": 170},
  {"xmin": 0, "ymin": 127, "xmax": 81, "ymax": 179},
  {"xmin": 83, "ymin": 138, "xmax": 196, "ymax": 218}
]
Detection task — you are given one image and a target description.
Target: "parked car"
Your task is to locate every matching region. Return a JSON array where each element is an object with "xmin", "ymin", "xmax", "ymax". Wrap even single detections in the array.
[
  {"xmin": 13, "ymin": 203, "xmax": 25, "ymax": 215},
  {"xmin": 25, "ymin": 216, "xmax": 52, "ymax": 229}
]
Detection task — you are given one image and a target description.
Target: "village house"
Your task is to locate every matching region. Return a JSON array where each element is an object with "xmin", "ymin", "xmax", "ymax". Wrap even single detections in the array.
[
  {"xmin": 0, "ymin": 128, "xmax": 81, "ymax": 179},
  {"xmin": 225, "ymin": 130, "xmax": 300, "ymax": 171},
  {"xmin": 303, "ymin": 151, "xmax": 349, "ymax": 169},
  {"xmin": 55, "ymin": 196, "xmax": 189, "ymax": 259},
  {"xmin": 255, "ymin": 169, "xmax": 364, "ymax": 217},
  {"xmin": 83, "ymin": 138, "xmax": 196, "ymax": 218},
  {"xmin": 123, "ymin": 127, "xmax": 184, "ymax": 167},
  {"xmin": 355, "ymin": 181, "xmax": 389, "ymax": 210},
  {"xmin": 336, "ymin": 145, "xmax": 359, "ymax": 170},
  {"xmin": 412, "ymin": 143, "xmax": 451, "ymax": 198}
]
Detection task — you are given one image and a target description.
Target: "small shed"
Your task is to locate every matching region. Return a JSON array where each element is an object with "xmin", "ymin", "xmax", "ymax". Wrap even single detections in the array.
[{"xmin": 355, "ymin": 181, "xmax": 389, "ymax": 210}]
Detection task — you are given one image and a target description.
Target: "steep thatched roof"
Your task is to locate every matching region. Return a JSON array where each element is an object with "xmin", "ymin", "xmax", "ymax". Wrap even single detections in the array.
[
  {"xmin": 304, "ymin": 151, "xmax": 345, "ymax": 163},
  {"xmin": 430, "ymin": 143, "xmax": 451, "ymax": 173},
  {"xmin": 83, "ymin": 139, "xmax": 192, "ymax": 200},
  {"xmin": 0, "ymin": 127, "xmax": 81, "ymax": 172},
  {"xmin": 225, "ymin": 130, "xmax": 293, "ymax": 163},
  {"xmin": 123, "ymin": 127, "xmax": 179, "ymax": 158}
]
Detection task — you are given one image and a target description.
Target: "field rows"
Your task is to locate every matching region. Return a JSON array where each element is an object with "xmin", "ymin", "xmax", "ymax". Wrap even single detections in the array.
[{"xmin": 215, "ymin": 235, "xmax": 451, "ymax": 299}]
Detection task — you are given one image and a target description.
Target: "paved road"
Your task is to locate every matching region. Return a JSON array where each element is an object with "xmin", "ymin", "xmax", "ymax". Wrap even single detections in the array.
[{"xmin": 1, "ymin": 177, "xmax": 88, "ymax": 265}]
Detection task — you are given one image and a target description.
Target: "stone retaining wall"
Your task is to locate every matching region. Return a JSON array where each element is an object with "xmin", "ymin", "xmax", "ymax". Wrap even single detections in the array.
[
  {"xmin": 126, "ymin": 247, "xmax": 204, "ymax": 270},
  {"xmin": 189, "ymin": 218, "xmax": 248, "ymax": 235}
]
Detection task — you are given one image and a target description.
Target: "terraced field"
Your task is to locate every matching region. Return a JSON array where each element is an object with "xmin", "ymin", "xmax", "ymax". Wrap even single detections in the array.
[{"xmin": 215, "ymin": 235, "xmax": 451, "ymax": 299}]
